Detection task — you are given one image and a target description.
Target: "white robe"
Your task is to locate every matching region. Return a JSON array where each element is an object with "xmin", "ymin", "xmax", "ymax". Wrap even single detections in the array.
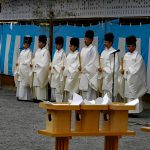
[
  {"xmin": 79, "ymin": 44, "xmax": 99, "ymax": 100},
  {"xmin": 50, "ymin": 49, "xmax": 66, "ymax": 102},
  {"xmin": 64, "ymin": 50, "xmax": 80, "ymax": 100},
  {"xmin": 100, "ymin": 47, "xmax": 119, "ymax": 99},
  {"xmin": 14, "ymin": 64, "xmax": 20, "ymax": 98},
  {"xmin": 33, "ymin": 47, "xmax": 50, "ymax": 100},
  {"xmin": 124, "ymin": 50, "xmax": 147, "ymax": 113},
  {"xmin": 14, "ymin": 48, "xmax": 32, "ymax": 100}
]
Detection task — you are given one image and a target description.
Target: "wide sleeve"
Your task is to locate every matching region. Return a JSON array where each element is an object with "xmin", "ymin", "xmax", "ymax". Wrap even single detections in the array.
[
  {"xmin": 37, "ymin": 50, "xmax": 50, "ymax": 68},
  {"xmin": 128, "ymin": 54, "xmax": 143, "ymax": 75},
  {"xmin": 37, "ymin": 50, "xmax": 50, "ymax": 87},
  {"xmin": 85, "ymin": 47, "xmax": 99, "ymax": 74},
  {"xmin": 67, "ymin": 54, "xmax": 80, "ymax": 78}
]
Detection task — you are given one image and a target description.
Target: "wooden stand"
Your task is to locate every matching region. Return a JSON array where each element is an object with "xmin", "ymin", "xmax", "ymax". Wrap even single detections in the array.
[
  {"xmin": 75, "ymin": 105, "xmax": 108, "ymax": 132},
  {"xmin": 38, "ymin": 103, "xmax": 136, "ymax": 150},
  {"xmin": 102, "ymin": 104, "xmax": 135, "ymax": 132},
  {"xmin": 141, "ymin": 127, "xmax": 150, "ymax": 132}
]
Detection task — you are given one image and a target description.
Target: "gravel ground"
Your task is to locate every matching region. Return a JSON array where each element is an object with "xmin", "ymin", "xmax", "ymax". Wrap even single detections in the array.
[{"xmin": 0, "ymin": 89, "xmax": 150, "ymax": 150}]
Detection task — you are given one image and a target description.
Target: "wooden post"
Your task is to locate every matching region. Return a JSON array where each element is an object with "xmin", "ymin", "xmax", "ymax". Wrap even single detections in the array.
[
  {"xmin": 55, "ymin": 137, "xmax": 69, "ymax": 150},
  {"xmin": 104, "ymin": 136, "xmax": 119, "ymax": 150},
  {"xmin": 120, "ymin": 57, "xmax": 124, "ymax": 72},
  {"xmin": 49, "ymin": 11, "xmax": 54, "ymax": 59},
  {"xmin": 48, "ymin": 11, "xmax": 54, "ymax": 101}
]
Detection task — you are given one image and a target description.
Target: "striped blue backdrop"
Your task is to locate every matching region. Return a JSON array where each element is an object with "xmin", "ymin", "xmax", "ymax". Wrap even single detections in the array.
[{"xmin": 0, "ymin": 21, "xmax": 150, "ymax": 93}]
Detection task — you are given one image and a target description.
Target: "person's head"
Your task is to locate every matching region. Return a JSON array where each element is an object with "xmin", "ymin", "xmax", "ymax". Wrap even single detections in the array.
[
  {"xmin": 55, "ymin": 36, "xmax": 64, "ymax": 50},
  {"xmin": 38, "ymin": 35, "xmax": 47, "ymax": 49},
  {"xmin": 104, "ymin": 33, "xmax": 114, "ymax": 49},
  {"xmin": 23, "ymin": 36, "xmax": 32, "ymax": 49},
  {"xmin": 69, "ymin": 37, "xmax": 79, "ymax": 52},
  {"xmin": 84, "ymin": 30, "xmax": 94, "ymax": 46},
  {"xmin": 126, "ymin": 36, "xmax": 136, "ymax": 53}
]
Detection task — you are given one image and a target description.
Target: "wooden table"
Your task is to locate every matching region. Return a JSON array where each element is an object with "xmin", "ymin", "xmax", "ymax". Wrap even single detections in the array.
[{"xmin": 38, "ymin": 103, "xmax": 136, "ymax": 150}]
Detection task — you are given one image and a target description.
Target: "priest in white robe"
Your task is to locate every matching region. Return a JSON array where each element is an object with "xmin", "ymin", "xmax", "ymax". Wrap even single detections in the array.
[
  {"xmin": 50, "ymin": 36, "xmax": 66, "ymax": 102},
  {"xmin": 33, "ymin": 35, "xmax": 50, "ymax": 101},
  {"xmin": 79, "ymin": 30, "xmax": 99, "ymax": 101},
  {"xmin": 14, "ymin": 36, "xmax": 32, "ymax": 101},
  {"xmin": 123, "ymin": 36, "xmax": 147, "ymax": 114},
  {"xmin": 64, "ymin": 37, "xmax": 80, "ymax": 100},
  {"xmin": 99, "ymin": 33, "xmax": 120, "ymax": 101}
]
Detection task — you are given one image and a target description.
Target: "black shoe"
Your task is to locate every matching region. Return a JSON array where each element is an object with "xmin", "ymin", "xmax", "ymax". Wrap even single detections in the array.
[
  {"xmin": 33, "ymin": 99, "xmax": 43, "ymax": 103},
  {"xmin": 129, "ymin": 114, "xmax": 139, "ymax": 118}
]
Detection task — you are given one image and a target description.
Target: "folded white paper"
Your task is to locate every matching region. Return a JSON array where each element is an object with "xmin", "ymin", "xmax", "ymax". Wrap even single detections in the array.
[
  {"xmin": 70, "ymin": 93, "xmax": 83, "ymax": 105},
  {"xmin": 44, "ymin": 101, "xmax": 69, "ymax": 105},
  {"xmin": 101, "ymin": 93, "xmax": 112, "ymax": 105},
  {"xmin": 83, "ymin": 99, "xmax": 95, "ymax": 105},
  {"xmin": 125, "ymin": 99, "xmax": 139, "ymax": 106},
  {"xmin": 95, "ymin": 97, "xmax": 103, "ymax": 105}
]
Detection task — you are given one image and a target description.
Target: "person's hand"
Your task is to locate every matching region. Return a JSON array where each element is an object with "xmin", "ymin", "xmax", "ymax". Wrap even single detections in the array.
[
  {"xmin": 62, "ymin": 66, "xmax": 65, "ymax": 70},
  {"xmin": 121, "ymin": 70, "xmax": 124, "ymax": 75},
  {"xmin": 78, "ymin": 66, "xmax": 81, "ymax": 71},
  {"xmin": 98, "ymin": 67, "xmax": 103, "ymax": 72},
  {"xmin": 30, "ymin": 64, "xmax": 33, "ymax": 68}
]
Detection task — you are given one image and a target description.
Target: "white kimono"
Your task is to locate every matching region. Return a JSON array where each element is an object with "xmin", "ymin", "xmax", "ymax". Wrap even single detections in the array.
[
  {"xmin": 64, "ymin": 50, "xmax": 80, "ymax": 100},
  {"xmin": 79, "ymin": 44, "xmax": 99, "ymax": 101},
  {"xmin": 50, "ymin": 49, "xmax": 66, "ymax": 102},
  {"xmin": 100, "ymin": 47, "xmax": 120, "ymax": 100},
  {"xmin": 14, "ymin": 48, "xmax": 32, "ymax": 100},
  {"xmin": 14, "ymin": 63, "xmax": 20, "ymax": 98},
  {"xmin": 124, "ymin": 50, "xmax": 147, "ymax": 113},
  {"xmin": 33, "ymin": 47, "xmax": 50, "ymax": 100}
]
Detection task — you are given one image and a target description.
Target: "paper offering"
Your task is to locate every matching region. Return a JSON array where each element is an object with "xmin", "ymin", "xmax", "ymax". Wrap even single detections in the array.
[
  {"xmin": 101, "ymin": 93, "xmax": 112, "ymax": 105},
  {"xmin": 70, "ymin": 93, "xmax": 83, "ymax": 105},
  {"xmin": 125, "ymin": 99, "xmax": 139, "ymax": 106},
  {"xmin": 83, "ymin": 99, "xmax": 95, "ymax": 105}
]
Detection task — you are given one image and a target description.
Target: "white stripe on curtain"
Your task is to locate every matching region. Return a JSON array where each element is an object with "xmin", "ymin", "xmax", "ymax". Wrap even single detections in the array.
[
  {"xmin": 118, "ymin": 37, "xmax": 126, "ymax": 60},
  {"xmin": 4, "ymin": 34, "xmax": 11, "ymax": 74},
  {"xmin": 12, "ymin": 35, "xmax": 21, "ymax": 75},
  {"xmin": 33, "ymin": 36, "xmax": 39, "ymax": 54},
  {"xmin": 136, "ymin": 38, "xmax": 141, "ymax": 54}
]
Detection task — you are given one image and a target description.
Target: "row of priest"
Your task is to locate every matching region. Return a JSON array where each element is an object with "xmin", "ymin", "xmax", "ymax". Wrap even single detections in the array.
[{"xmin": 14, "ymin": 30, "xmax": 147, "ymax": 115}]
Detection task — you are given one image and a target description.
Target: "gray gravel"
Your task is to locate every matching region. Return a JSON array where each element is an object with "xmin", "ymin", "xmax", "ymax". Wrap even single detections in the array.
[{"xmin": 0, "ymin": 89, "xmax": 150, "ymax": 150}]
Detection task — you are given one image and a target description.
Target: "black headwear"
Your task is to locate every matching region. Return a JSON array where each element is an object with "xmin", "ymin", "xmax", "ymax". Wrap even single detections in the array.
[
  {"xmin": 38, "ymin": 35, "xmax": 47, "ymax": 44},
  {"xmin": 24, "ymin": 36, "xmax": 32, "ymax": 45},
  {"xmin": 55, "ymin": 36, "xmax": 64, "ymax": 46},
  {"xmin": 104, "ymin": 33, "xmax": 114, "ymax": 43},
  {"xmin": 70, "ymin": 37, "xmax": 79, "ymax": 48},
  {"xmin": 126, "ymin": 36, "xmax": 137, "ymax": 46},
  {"xmin": 85, "ymin": 30, "xmax": 94, "ymax": 39}
]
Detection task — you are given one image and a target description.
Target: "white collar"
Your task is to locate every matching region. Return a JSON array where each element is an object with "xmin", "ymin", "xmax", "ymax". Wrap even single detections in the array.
[{"xmin": 56, "ymin": 48, "xmax": 63, "ymax": 53}]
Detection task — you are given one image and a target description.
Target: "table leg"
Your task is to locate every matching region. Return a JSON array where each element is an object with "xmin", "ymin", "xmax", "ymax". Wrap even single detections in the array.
[
  {"xmin": 55, "ymin": 137, "xmax": 69, "ymax": 150},
  {"xmin": 104, "ymin": 136, "xmax": 120, "ymax": 150}
]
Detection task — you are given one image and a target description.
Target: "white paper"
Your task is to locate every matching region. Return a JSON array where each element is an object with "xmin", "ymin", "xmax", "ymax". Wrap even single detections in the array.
[
  {"xmin": 95, "ymin": 97, "xmax": 103, "ymax": 105},
  {"xmin": 83, "ymin": 99, "xmax": 95, "ymax": 105},
  {"xmin": 70, "ymin": 93, "xmax": 83, "ymax": 105},
  {"xmin": 101, "ymin": 93, "xmax": 112, "ymax": 105},
  {"xmin": 44, "ymin": 101, "xmax": 69, "ymax": 105},
  {"xmin": 125, "ymin": 98, "xmax": 139, "ymax": 106}
]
